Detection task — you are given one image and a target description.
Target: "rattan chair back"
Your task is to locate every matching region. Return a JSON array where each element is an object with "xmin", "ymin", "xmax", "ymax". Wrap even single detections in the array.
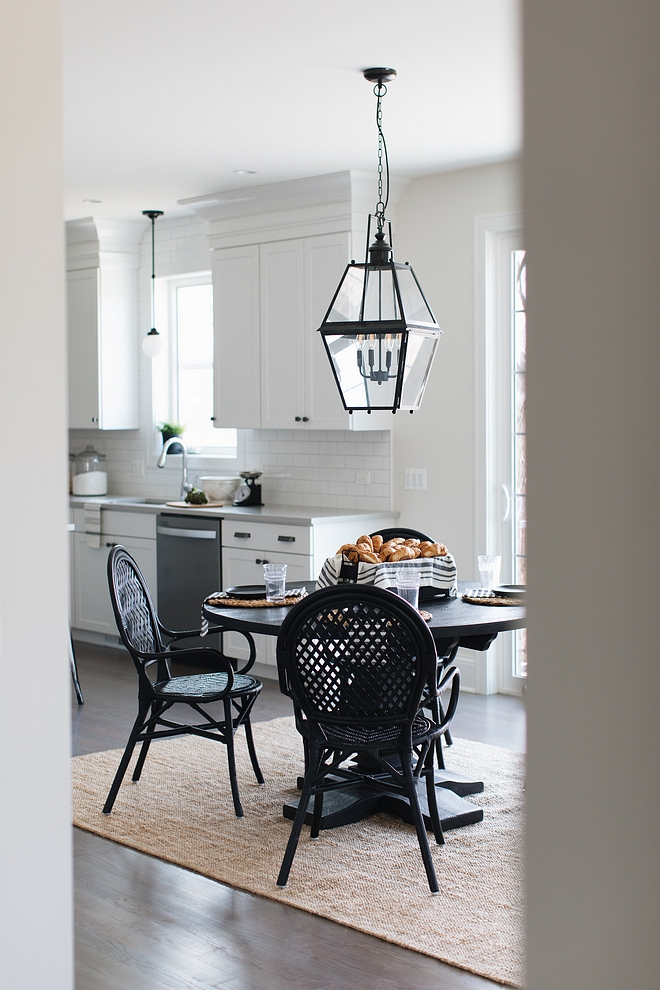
[
  {"xmin": 277, "ymin": 584, "xmax": 438, "ymax": 733},
  {"xmin": 369, "ymin": 526, "xmax": 433, "ymax": 543},
  {"xmin": 107, "ymin": 546, "xmax": 164, "ymax": 664}
]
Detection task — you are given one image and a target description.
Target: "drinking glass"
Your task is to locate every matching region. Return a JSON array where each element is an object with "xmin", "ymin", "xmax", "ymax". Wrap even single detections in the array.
[
  {"xmin": 478, "ymin": 555, "xmax": 502, "ymax": 590},
  {"xmin": 395, "ymin": 566, "xmax": 421, "ymax": 611},
  {"xmin": 263, "ymin": 563, "xmax": 287, "ymax": 602}
]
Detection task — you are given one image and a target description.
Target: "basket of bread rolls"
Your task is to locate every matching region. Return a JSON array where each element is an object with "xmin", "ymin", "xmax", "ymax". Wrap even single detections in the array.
[{"xmin": 316, "ymin": 533, "xmax": 457, "ymax": 600}]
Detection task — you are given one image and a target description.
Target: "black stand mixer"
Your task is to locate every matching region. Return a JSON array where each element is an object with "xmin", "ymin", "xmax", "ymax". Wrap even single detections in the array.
[{"xmin": 233, "ymin": 471, "xmax": 263, "ymax": 507}]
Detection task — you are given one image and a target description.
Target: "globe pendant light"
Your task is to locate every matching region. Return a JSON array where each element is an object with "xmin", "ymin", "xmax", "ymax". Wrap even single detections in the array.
[
  {"xmin": 142, "ymin": 209, "xmax": 164, "ymax": 358},
  {"xmin": 318, "ymin": 68, "xmax": 442, "ymax": 414}
]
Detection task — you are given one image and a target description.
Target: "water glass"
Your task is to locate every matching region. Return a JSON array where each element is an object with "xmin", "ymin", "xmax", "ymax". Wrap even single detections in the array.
[
  {"xmin": 263, "ymin": 563, "xmax": 287, "ymax": 602},
  {"xmin": 478, "ymin": 555, "xmax": 502, "ymax": 590},
  {"xmin": 395, "ymin": 566, "xmax": 421, "ymax": 611}
]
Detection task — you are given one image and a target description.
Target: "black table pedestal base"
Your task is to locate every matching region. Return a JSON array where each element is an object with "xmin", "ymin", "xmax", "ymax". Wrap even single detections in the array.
[{"xmin": 284, "ymin": 772, "xmax": 484, "ymax": 832}]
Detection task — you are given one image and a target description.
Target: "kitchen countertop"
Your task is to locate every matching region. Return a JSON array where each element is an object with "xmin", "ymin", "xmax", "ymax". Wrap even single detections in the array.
[{"xmin": 69, "ymin": 496, "xmax": 397, "ymax": 527}]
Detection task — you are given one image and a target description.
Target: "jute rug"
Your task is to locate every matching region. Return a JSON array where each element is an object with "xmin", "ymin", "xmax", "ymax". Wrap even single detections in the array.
[{"xmin": 72, "ymin": 717, "xmax": 525, "ymax": 987}]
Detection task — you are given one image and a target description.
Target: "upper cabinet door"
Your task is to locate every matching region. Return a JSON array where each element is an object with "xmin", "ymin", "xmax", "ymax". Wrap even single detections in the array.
[
  {"xmin": 68, "ymin": 268, "xmax": 100, "ymax": 428},
  {"xmin": 67, "ymin": 263, "xmax": 139, "ymax": 431},
  {"xmin": 212, "ymin": 244, "xmax": 261, "ymax": 429},
  {"xmin": 304, "ymin": 232, "xmax": 352, "ymax": 430},
  {"xmin": 260, "ymin": 239, "xmax": 306, "ymax": 430}
]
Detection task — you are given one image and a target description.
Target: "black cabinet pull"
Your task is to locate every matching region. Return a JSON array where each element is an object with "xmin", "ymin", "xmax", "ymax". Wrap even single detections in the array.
[
  {"xmin": 278, "ymin": 535, "xmax": 295, "ymax": 542},
  {"xmin": 302, "ymin": 416, "xmax": 309, "ymax": 422},
  {"xmin": 294, "ymin": 416, "xmax": 302, "ymax": 422},
  {"xmin": 255, "ymin": 558, "xmax": 270, "ymax": 565},
  {"xmin": 234, "ymin": 532, "xmax": 251, "ymax": 538},
  {"xmin": 106, "ymin": 542, "xmax": 119, "ymax": 548}
]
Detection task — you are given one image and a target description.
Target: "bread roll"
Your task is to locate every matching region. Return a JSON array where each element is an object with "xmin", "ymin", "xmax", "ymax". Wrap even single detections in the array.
[
  {"xmin": 356, "ymin": 535, "xmax": 373, "ymax": 551},
  {"xmin": 358, "ymin": 549, "xmax": 381, "ymax": 564},
  {"xmin": 390, "ymin": 546, "xmax": 415, "ymax": 561},
  {"xmin": 371, "ymin": 534, "xmax": 383, "ymax": 551}
]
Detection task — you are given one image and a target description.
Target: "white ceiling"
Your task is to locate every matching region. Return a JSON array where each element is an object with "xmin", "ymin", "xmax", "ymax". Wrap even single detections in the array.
[{"xmin": 63, "ymin": 0, "xmax": 521, "ymax": 222}]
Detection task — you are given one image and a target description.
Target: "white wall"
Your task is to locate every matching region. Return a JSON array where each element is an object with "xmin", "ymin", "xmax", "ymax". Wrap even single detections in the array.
[
  {"xmin": 525, "ymin": 1, "xmax": 660, "ymax": 987},
  {"xmin": 393, "ymin": 161, "xmax": 521, "ymax": 580},
  {"xmin": 0, "ymin": 1, "xmax": 73, "ymax": 988}
]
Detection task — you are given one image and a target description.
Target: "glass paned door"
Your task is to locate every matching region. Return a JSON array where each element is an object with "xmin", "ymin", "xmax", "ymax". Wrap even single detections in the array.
[
  {"xmin": 512, "ymin": 250, "xmax": 527, "ymax": 677},
  {"xmin": 483, "ymin": 222, "xmax": 526, "ymax": 695}
]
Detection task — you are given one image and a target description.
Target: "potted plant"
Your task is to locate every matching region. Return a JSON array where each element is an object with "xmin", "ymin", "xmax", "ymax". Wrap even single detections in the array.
[{"xmin": 158, "ymin": 421, "xmax": 185, "ymax": 455}]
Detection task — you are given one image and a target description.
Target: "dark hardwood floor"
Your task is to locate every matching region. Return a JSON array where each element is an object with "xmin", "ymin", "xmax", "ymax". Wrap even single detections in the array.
[{"xmin": 71, "ymin": 641, "xmax": 525, "ymax": 990}]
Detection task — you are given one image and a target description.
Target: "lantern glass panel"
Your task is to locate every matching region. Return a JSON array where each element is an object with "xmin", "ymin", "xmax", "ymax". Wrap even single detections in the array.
[
  {"xmin": 399, "ymin": 332, "xmax": 439, "ymax": 410},
  {"xmin": 327, "ymin": 265, "xmax": 365, "ymax": 323},
  {"xmin": 363, "ymin": 266, "xmax": 400, "ymax": 322},
  {"xmin": 396, "ymin": 266, "xmax": 436, "ymax": 325},
  {"xmin": 325, "ymin": 332, "xmax": 403, "ymax": 409}
]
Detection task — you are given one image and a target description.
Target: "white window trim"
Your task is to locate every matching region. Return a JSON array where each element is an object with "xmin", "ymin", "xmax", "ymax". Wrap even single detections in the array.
[{"xmin": 147, "ymin": 271, "xmax": 244, "ymax": 473}]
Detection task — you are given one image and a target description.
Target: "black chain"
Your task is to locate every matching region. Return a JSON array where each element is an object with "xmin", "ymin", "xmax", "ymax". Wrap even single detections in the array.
[{"xmin": 373, "ymin": 81, "xmax": 390, "ymax": 232}]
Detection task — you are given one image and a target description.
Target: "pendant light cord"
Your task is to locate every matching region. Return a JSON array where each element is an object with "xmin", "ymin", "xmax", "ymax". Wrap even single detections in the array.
[
  {"xmin": 373, "ymin": 81, "xmax": 390, "ymax": 232},
  {"xmin": 150, "ymin": 215, "xmax": 156, "ymax": 330}
]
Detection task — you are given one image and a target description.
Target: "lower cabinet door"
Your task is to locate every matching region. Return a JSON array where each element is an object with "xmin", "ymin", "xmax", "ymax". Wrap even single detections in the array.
[
  {"xmin": 221, "ymin": 547, "xmax": 311, "ymax": 666},
  {"xmin": 73, "ymin": 534, "xmax": 157, "ymax": 635}
]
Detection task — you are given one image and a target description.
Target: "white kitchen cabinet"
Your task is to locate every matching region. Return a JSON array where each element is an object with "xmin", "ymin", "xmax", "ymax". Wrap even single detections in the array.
[
  {"xmin": 222, "ymin": 545, "xmax": 310, "ymax": 667},
  {"xmin": 66, "ymin": 217, "xmax": 143, "ymax": 430},
  {"xmin": 73, "ymin": 534, "xmax": 157, "ymax": 635},
  {"xmin": 212, "ymin": 231, "xmax": 390, "ymax": 431},
  {"xmin": 212, "ymin": 244, "xmax": 261, "ymax": 429},
  {"xmin": 71, "ymin": 507, "xmax": 157, "ymax": 636}
]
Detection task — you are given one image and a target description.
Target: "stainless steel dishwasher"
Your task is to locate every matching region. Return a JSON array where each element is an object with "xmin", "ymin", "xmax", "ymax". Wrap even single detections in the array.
[{"xmin": 156, "ymin": 514, "xmax": 222, "ymax": 654}]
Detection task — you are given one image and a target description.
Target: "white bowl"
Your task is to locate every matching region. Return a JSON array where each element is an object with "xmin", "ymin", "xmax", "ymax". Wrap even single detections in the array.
[{"xmin": 196, "ymin": 476, "xmax": 242, "ymax": 503}]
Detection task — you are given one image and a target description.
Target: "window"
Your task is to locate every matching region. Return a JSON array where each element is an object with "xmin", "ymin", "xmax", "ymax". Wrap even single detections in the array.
[{"xmin": 152, "ymin": 273, "xmax": 239, "ymax": 460}]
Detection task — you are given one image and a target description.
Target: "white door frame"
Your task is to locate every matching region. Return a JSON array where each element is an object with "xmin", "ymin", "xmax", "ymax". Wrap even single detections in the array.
[{"xmin": 468, "ymin": 212, "xmax": 524, "ymax": 695}]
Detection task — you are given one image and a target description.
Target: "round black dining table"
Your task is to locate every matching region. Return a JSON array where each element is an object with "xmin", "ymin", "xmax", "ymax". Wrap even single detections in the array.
[{"xmin": 202, "ymin": 581, "xmax": 526, "ymax": 833}]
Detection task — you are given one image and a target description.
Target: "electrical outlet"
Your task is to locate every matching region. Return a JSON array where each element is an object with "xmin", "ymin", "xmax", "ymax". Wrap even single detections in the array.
[
  {"xmin": 131, "ymin": 460, "xmax": 145, "ymax": 477},
  {"xmin": 356, "ymin": 471, "xmax": 371, "ymax": 485},
  {"xmin": 404, "ymin": 468, "xmax": 427, "ymax": 491}
]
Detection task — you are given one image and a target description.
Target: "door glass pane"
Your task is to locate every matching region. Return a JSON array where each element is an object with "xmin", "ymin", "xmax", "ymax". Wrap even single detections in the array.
[{"xmin": 512, "ymin": 250, "xmax": 527, "ymax": 676}]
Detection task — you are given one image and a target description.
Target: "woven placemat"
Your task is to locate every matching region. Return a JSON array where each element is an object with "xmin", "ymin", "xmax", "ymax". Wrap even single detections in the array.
[
  {"xmin": 206, "ymin": 595, "xmax": 306, "ymax": 608},
  {"xmin": 462, "ymin": 594, "xmax": 525, "ymax": 606}
]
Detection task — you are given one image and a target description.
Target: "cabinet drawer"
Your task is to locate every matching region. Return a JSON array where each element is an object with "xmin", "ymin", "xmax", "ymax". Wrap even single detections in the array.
[
  {"xmin": 101, "ymin": 510, "xmax": 157, "ymax": 540},
  {"xmin": 222, "ymin": 547, "xmax": 312, "ymax": 587},
  {"xmin": 223, "ymin": 521, "xmax": 310, "ymax": 555}
]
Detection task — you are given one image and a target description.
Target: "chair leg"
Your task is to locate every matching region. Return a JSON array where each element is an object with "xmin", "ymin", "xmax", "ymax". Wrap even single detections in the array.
[
  {"xmin": 277, "ymin": 777, "xmax": 316, "ymax": 887},
  {"xmin": 69, "ymin": 635, "xmax": 84, "ymax": 705},
  {"xmin": 224, "ymin": 698, "xmax": 244, "ymax": 818},
  {"xmin": 401, "ymin": 751, "xmax": 439, "ymax": 894},
  {"xmin": 310, "ymin": 792, "xmax": 324, "ymax": 839},
  {"xmin": 243, "ymin": 714, "xmax": 264, "ymax": 785},
  {"xmin": 424, "ymin": 747, "xmax": 445, "ymax": 846},
  {"xmin": 131, "ymin": 702, "xmax": 163, "ymax": 781},
  {"xmin": 103, "ymin": 702, "xmax": 150, "ymax": 814}
]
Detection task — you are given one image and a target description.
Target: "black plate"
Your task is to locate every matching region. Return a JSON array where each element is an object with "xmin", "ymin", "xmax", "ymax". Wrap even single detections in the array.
[
  {"xmin": 225, "ymin": 584, "xmax": 300, "ymax": 600},
  {"xmin": 493, "ymin": 584, "xmax": 527, "ymax": 598}
]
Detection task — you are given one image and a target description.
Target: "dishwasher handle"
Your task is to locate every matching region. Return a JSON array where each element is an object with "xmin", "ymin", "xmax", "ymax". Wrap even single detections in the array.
[{"xmin": 157, "ymin": 526, "xmax": 217, "ymax": 540}]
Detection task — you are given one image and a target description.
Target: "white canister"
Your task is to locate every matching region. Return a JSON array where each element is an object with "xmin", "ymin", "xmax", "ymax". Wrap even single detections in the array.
[{"xmin": 72, "ymin": 445, "xmax": 108, "ymax": 496}]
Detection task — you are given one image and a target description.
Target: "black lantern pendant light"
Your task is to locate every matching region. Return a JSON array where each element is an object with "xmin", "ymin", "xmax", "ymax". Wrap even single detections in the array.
[
  {"xmin": 318, "ymin": 68, "xmax": 442, "ymax": 414},
  {"xmin": 142, "ymin": 209, "xmax": 164, "ymax": 358}
]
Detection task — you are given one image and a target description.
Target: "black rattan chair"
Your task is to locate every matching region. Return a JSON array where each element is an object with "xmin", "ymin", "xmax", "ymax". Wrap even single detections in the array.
[
  {"xmin": 275, "ymin": 584, "xmax": 460, "ymax": 893},
  {"xmin": 103, "ymin": 546, "xmax": 264, "ymax": 818},
  {"xmin": 369, "ymin": 527, "xmax": 433, "ymax": 543}
]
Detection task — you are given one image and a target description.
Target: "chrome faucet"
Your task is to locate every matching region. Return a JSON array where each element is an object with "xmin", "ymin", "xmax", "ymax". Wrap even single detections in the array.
[{"xmin": 157, "ymin": 436, "xmax": 193, "ymax": 500}]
